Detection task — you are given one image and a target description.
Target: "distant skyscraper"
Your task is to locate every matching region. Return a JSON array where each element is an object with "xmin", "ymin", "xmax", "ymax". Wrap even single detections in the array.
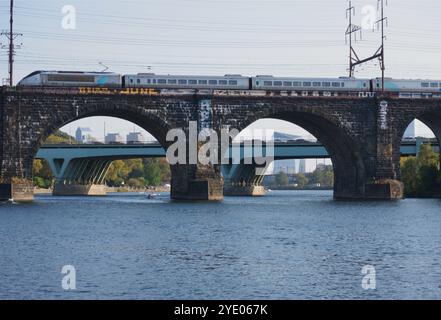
[
  {"xmin": 298, "ymin": 159, "xmax": 306, "ymax": 174},
  {"xmin": 105, "ymin": 133, "xmax": 123, "ymax": 144},
  {"xmin": 75, "ymin": 127, "xmax": 92, "ymax": 143},
  {"xmin": 127, "ymin": 132, "xmax": 145, "ymax": 144},
  {"xmin": 273, "ymin": 160, "xmax": 297, "ymax": 174},
  {"xmin": 403, "ymin": 121, "xmax": 416, "ymax": 138}
]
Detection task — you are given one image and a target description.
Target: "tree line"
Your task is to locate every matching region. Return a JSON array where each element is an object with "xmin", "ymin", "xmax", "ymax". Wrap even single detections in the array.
[{"xmin": 269, "ymin": 164, "xmax": 334, "ymax": 189}]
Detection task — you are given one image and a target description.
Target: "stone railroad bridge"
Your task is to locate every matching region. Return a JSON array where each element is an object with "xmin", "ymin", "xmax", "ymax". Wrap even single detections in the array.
[{"xmin": 1, "ymin": 86, "xmax": 440, "ymax": 202}]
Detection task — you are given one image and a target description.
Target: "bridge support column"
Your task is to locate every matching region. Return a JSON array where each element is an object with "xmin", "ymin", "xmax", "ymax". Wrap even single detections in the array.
[
  {"xmin": 53, "ymin": 183, "xmax": 107, "ymax": 196},
  {"xmin": 171, "ymin": 164, "xmax": 223, "ymax": 201},
  {"xmin": 224, "ymin": 185, "xmax": 266, "ymax": 197},
  {"xmin": 362, "ymin": 98, "xmax": 404, "ymax": 200},
  {"xmin": 51, "ymin": 158, "xmax": 111, "ymax": 196},
  {"xmin": 170, "ymin": 98, "xmax": 225, "ymax": 201},
  {"xmin": 222, "ymin": 164, "xmax": 266, "ymax": 197}
]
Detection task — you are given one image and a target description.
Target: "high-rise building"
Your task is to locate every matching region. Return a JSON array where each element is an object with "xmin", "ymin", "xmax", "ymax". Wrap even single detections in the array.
[
  {"xmin": 127, "ymin": 132, "xmax": 145, "ymax": 144},
  {"xmin": 105, "ymin": 133, "xmax": 123, "ymax": 144},
  {"xmin": 298, "ymin": 159, "xmax": 306, "ymax": 174},
  {"xmin": 273, "ymin": 160, "xmax": 297, "ymax": 174}
]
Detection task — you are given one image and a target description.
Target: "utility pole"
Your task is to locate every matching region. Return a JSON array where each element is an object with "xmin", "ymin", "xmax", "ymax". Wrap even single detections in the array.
[
  {"xmin": 345, "ymin": 1, "xmax": 362, "ymax": 78},
  {"xmin": 345, "ymin": 0, "xmax": 388, "ymax": 91},
  {"xmin": 377, "ymin": 0, "xmax": 388, "ymax": 92},
  {"xmin": 1, "ymin": 0, "xmax": 22, "ymax": 86}
]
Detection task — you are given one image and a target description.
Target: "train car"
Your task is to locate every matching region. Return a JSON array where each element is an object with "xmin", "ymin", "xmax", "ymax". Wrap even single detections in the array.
[
  {"xmin": 372, "ymin": 78, "xmax": 441, "ymax": 93},
  {"xmin": 251, "ymin": 76, "xmax": 370, "ymax": 92},
  {"xmin": 17, "ymin": 71, "xmax": 122, "ymax": 87},
  {"xmin": 122, "ymin": 73, "xmax": 250, "ymax": 90}
]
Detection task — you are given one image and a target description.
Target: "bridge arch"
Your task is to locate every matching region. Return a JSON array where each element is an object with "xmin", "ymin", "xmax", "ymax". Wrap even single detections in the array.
[
  {"xmin": 221, "ymin": 107, "xmax": 368, "ymax": 199},
  {"xmin": 28, "ymin": 108, "xmax": 173, "ymax": 196},
  {"xmin": 20, "ymin": 95, "xmax": 180, "ymax": 183}
]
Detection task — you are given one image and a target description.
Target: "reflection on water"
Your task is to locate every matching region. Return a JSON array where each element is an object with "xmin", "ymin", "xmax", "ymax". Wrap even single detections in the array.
[{"xmin": 0, "ymin": 191, "xmax": 441, "ymax": 299}]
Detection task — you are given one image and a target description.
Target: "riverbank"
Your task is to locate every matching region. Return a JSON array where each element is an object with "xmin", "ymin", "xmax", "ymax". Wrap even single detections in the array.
[
  {"xmin": 268, "ymin": 186, "xmax": 333, "ymax": 191},
  {"xmin": 34, "ymin": 186, "xmax": 171, "ymax": 194}
]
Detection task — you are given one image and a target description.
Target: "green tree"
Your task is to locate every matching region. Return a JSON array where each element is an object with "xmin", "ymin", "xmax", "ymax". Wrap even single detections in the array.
[
  {"xmin": 144, "ymin": 159, "xmax": 162, "ymax": 186},
  {"xmin": 401, "ymin": 157, "xmax": 418, "ymax": 196},
  {"xmin": 45, "ymin": 130, "xmax": 77, "ymax": 144},
  {"xmin": 157, "ymin": 158, "xmax": 171, "ymax": 184},
  {"xmin": 401, "ymin": 143, "xmax": 440, "ymax": 198},
  {"xmin": 127, "ymin": 178, "xmax": 143, "ymax": 188},
  {"xmin": 33, "ymin": 159, "xmax": 54, "ymax": 188},
  {"xmin": 295, "ymin": 173, "xmax": 309, "ymax": 188},
  {"xmin": 106, "ymin": 160, "xmax": 130, "ymax": 186},
  {"xmin": 275, "ymin": 171, "xmax": 289, "ymax": 186}
]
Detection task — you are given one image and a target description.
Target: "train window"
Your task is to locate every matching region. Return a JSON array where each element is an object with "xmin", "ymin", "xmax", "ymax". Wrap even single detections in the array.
[
  {"xmin": 229, "ymin": 80, "xmax": 238, "ymax": 85},
  {"xmin": 332, "ymin": 82, "xmax": 341, "ymax": 87},
  {"xmin": 137, "ymin": 79, "xmax": 141, "ymax": 84},
  {"xmin": 158, "ymin": 79, "xmax": 166, "ymax": 84},
  {"xmin": 322, "ymin": 82, "xmax": 330, "ymax": 87},
  {"xmin": 292, "ymin": 81, "xmax": 301, "ymax": 87},
  {"xmin": 363, "ymin": 82, "xmax": 367, "ymax": 87},
  {"xmin": 341, "ymin": 82, "xmax": 345, "ymax": 87},
  {"xmin": 430, "ymin": 83, "xmax": 439, "ymax": 88},
  {"xmin": 303, "ymin": 82, "xmax": 312, "ymax": 87},
  {"xmin": 198, "ymin": 80, "xmax": 208, "ymax": 85},
  {"xmin": 421, "ymin": 83, "xmax": 430, "ymax": 88},
  {"xmin": 209, "ymin": 80, "xmax": 218, "ymax": 85},
  {"xmin": 313, "ymin": 82, "xmax": 321, "ymax": 87},
  {"xmin": 147, "ymin": 79, "xmax": 151, "ymax": 84},
  {"xmin": 168, "ymin": 79, "xmax": 177, "ymax": 84},
  {"xmin": 178, "ymin": 80, "xmax": 187, "ymax": 85},
  {"xmin": 274, "ymin": 81, "xmax": 282, "ymax": 86},
  {"xmin": 219, "ymin": 80, "xmax": 228, "ymax": 85},
  {"xmin": 153, "ymin": 79, "xmax": 157, "ymax": 84},
  {"xmin": 264, "ymin": 81, "xmax": 273, "ymax": 86},
  {"xmin": 189, "ymin": 80, "xmax": 197, "ymax": 85},
  {"xmin": 130, "ymin": 79, "xmax": 134, "ymax": 84},
  {"xmin": 283, "ymin": 81, "xmax": 292, "ymax": 86}
]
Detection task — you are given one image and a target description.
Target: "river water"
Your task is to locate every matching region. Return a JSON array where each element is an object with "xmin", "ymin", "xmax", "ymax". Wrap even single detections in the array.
[{"xmin": 0, "ymin": 190, "xmax": 441, "ymax": 300}]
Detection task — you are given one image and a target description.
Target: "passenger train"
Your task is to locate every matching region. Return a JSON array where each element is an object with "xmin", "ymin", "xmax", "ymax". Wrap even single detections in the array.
[{"xmin": 17, "ymin": 70, "xmax": 441, "ymax": 95}]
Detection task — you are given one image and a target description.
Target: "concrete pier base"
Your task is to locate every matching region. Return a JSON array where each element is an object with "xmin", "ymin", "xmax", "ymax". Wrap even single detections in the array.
[
  {"xmin": 170, "ymin": 164, "xmax": 224, "ymax": 201},
  {"xmin": 224, "ymin": 185, "xmax": 266, "ymax": 197},
  {"xmin": 364, "ymin": 179, "xmax": 404, "ymax": 200},
  {"xmin": 172, "ymin": 179, "xmax": 224, "ymax": 201},
  {"xmin": 334, "ymin": 179, "xmax": 404, "ymax": 200},
  {"xmin": 0, "ymin": 181, "xmax": 34, "ymax": 202},
  {"xmin": 53, "ymin": 183, "xmax": 107, "ymax": 196}
]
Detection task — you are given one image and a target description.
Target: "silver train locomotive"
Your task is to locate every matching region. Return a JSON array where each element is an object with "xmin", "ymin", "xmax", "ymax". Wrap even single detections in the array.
[{"xmin": 17, "ymin": 70, "xmax": 441, "ymax": 96}]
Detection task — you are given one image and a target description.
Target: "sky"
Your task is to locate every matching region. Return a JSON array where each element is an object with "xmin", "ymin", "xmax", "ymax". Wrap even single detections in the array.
[{"xmin": 1, "ymin": 0, "xmax": 439, "ymax": 141}]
